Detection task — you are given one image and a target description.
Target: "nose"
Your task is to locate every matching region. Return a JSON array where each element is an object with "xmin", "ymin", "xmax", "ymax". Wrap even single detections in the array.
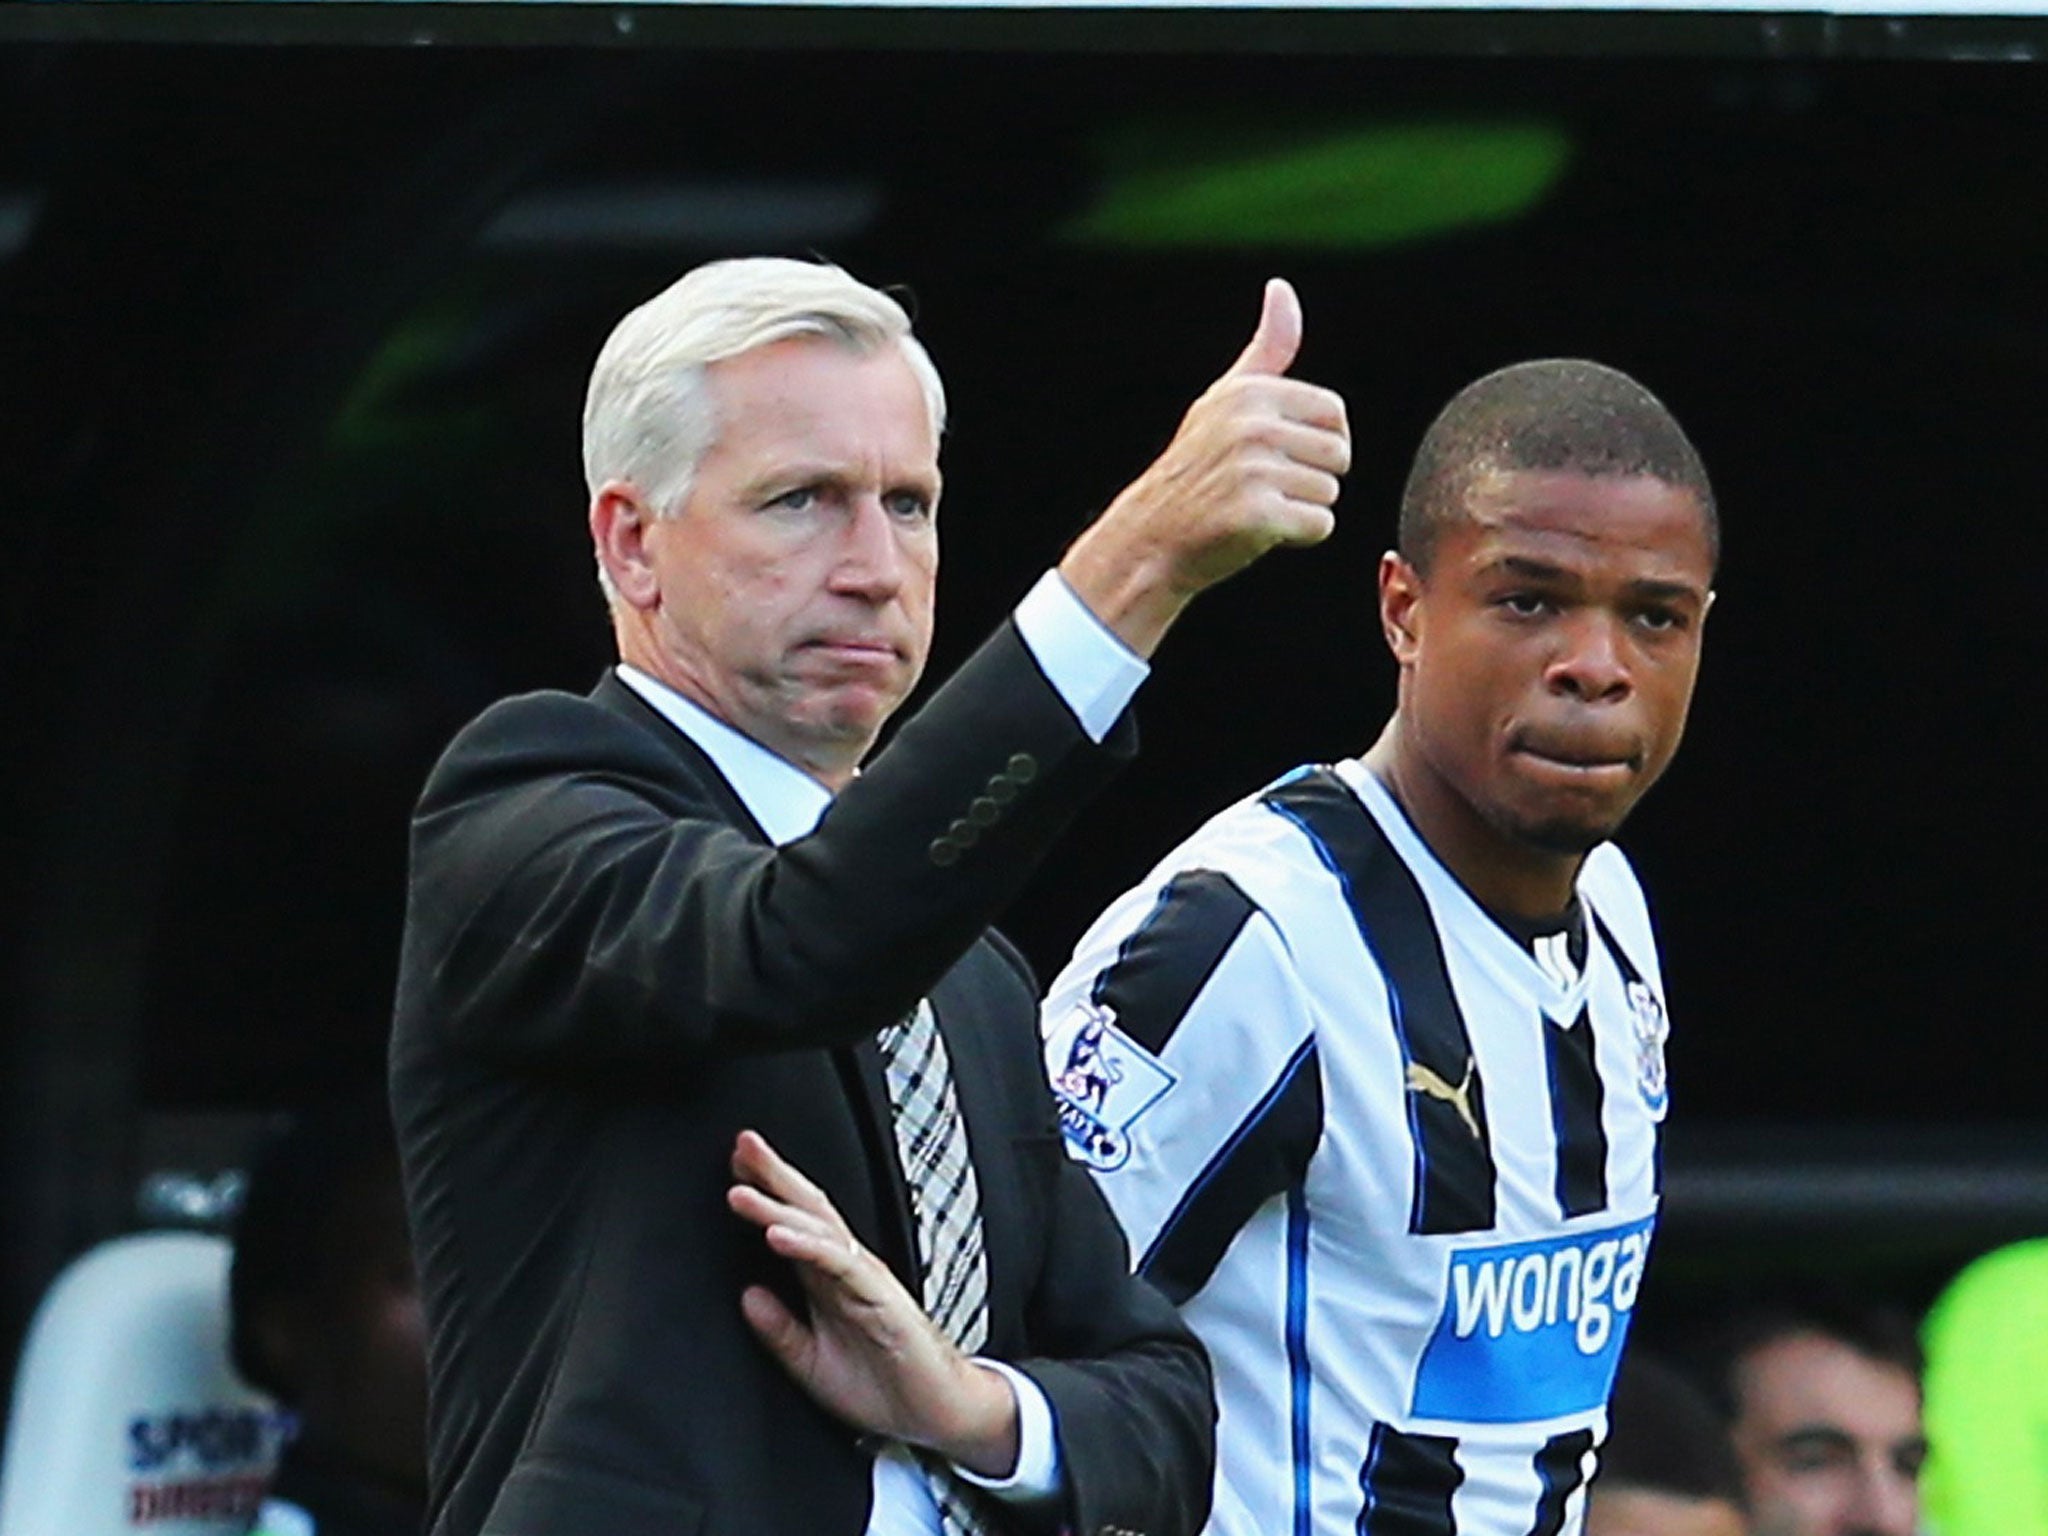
[
  {"xmin": 828, "ymin": 495, "xmax": 909, "ymax": 602},
  {"xmin": 1843, "ymin": 1460, "xmax": 1919, "ymax": 1536},
  {"xmin": 1546, "ymin": 612, "xmax": 1632, "ymax": 703}
]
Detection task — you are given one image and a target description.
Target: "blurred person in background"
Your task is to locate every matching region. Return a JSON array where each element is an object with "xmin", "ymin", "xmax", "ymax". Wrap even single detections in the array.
[
  {"xmin": 230, "ymin": 1089, "xmax": 428, "ymax": 1536},
  {"xmin": 1697, "ymin": 1293, "xmax": 1925, "ymax": 1536},
  {"xmin": 1587, "ymin": 1349, "xmax": 1749, "ymax": 1536}
]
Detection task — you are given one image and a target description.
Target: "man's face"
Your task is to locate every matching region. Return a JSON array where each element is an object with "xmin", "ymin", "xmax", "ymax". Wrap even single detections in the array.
[
  {"xmin": 1385, "ymin": 469, "xmax": 1714, "ymax": 862},
  {"xmin": 635, "ymin": 335, "xmax": 940, "ymax": 784},
  {"xmin": 1730, "ymin": 1333, "xmax": 1926, "ymax": 1536}
]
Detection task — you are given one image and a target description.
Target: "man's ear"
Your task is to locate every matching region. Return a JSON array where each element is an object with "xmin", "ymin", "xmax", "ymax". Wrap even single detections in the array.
[
  {"xmin": 1379, "ymin": 550, "xmax": 1424, "ymax": 665},
  {"xmin": 590, "ymin": 483, "xmax": 662, "ymax": 610}
]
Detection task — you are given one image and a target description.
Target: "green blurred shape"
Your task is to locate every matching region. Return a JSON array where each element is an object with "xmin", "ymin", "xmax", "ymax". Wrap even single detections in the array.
[
  {"xmin": 1062, "ymin": 121, "xmax": 1571, "ymax": 250},
  {"xmin": 327, "ymin": 296, "xmax": 493, "ymax": 454}
]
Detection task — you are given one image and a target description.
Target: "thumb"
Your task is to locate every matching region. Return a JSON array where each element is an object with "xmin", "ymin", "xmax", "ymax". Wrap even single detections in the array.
[
  {"xmin": 1226, "ymin": 277, "xmax": 1302, "ymax": 378},
  {"xmin": 741, "ymin": 1283, "xmax": 808, "ymax": 1361}
]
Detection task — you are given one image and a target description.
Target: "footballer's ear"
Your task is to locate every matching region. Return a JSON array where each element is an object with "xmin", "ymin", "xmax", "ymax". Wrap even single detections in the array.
[
  {"xmin": 591, "ymin": 482, "xmax": 662, "ymax": 610},
  {"xmin": 1379, "ymin": 549, "xmax": 1424, "ymax": 665}
]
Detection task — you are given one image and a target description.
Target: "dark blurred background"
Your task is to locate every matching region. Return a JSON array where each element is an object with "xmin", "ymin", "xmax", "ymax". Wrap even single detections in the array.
[{"xmin": 3, "ymin": 3, "xmax": 2044, "ymax": 1392}]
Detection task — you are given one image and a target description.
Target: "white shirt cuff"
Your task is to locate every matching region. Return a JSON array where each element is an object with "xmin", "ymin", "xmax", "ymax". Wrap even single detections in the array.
[
  {"xmin": 951, "ymin": 1359, "xmax": 1061, "ymax": 1501},
  {"xmin": 1013, "ymin": 570, "xmax": 1148, "ymax": 744}
]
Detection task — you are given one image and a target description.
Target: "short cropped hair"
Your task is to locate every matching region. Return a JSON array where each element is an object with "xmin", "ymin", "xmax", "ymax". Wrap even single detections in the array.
[
  {"xmin": 581, "ymin": 256, "xmax": 946, "ymax": 522},
  {"xmin": 1597, "ymin": 1350, "xmax": 1748, "ymax": 1506},
  {"xmin": 1399, "ymin": 359, "xmax": 1717, "ymax": 573}
]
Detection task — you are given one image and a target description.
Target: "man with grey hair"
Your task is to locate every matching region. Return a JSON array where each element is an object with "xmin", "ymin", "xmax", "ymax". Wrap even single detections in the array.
[{"xmin": 390, "ymin": 256, "xmax": 1350, "ymax": 1536}]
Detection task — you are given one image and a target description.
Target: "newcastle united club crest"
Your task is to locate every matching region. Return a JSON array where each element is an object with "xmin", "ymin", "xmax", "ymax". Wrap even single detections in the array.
[{"xmin": 1626, "ymin": 980, "xmax": 1669, "ymax": 1116}]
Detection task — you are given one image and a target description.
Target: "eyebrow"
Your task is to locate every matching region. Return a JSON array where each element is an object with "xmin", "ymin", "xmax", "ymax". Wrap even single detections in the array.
[
  {"xmin": 1481, "ymin": 555, "xmax": 1707, "ymax": 605},
  {"xmin": 1626, "ymin": 578, "xmax": 1709, "ymax": 606},
  {"xmin": 745, "ymin": 464, "xmax": 942, "ymax": 500},
  {"xmin": 1775, "ymin": 1427, "xmax": 1859, "ymax": 1455}
]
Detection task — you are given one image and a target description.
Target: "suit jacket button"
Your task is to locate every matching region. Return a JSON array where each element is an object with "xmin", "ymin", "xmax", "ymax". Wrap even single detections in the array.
[
  {"xmin": 968, "ymin": 796, "xmax": 1002, "ymax": 827},
  {"xmin": 985, "ymin": 775, "xmax": 1018, "ymax": 805},
  {"xmin": 948, "ymin": 817, "xmax": 979, "ymax": 848},
  {"xmin": 1005, "ymin": 752, "xmax": 1039, "ymax": 784},
  {"xmin": 928, "ymin": 836, "xmax": 961, "ymax": 866}
]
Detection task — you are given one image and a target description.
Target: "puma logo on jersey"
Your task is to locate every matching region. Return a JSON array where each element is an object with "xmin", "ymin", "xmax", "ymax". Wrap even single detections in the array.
[{"xmin": 1406, "ymin": 1058, "xmax": 1482, "ymax": 1141}]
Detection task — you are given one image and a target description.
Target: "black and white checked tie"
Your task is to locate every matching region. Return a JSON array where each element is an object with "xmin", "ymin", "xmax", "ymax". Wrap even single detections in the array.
[{"xmin": 877, "ymin": 998, "xmax": 993, "ymax": 1536}]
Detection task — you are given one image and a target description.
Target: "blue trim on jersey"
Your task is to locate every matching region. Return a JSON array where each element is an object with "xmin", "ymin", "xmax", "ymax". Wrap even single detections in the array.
[
  {"xmin": 1260, "ymin": 793, "xmax": 1333, "ymax": 879},
  {"xmin": 1137, "ymin": 1035, "xmax": 1318, "ymax": 1278},
  {"xmin": 1356, "ymin": 1424, "xmax": 1385, "ymax": 1536},
  {"xmin": 1092, "ymin": 879, "xmax": 1177, "ymax": 1008},
  {"xmin": 1390, "ymin": 986, "xmax": 1428, "ymax": 1234},
  {"xmin": 1262, "ymin": 770, "xmax": 1496, "ymax": 1236},
  {"xmin": 1356, "ymin": 1423, "xmax": 1462, "ymax": 1535},
  {"xmin": 1262, "ymin": 791, "xmax": 1432, "ymax": 1232},
  {"xmin": 1089, "ymin": 869, "xmax": 1260, "ymax": 1057},
  {"xmin": 1287, "ymin": 1183, "xmax": 1313, "ymax": 1536},
  {"xmin": 1529, "ymin": 1427, "xmax": 1596, "ymax": 1536}
]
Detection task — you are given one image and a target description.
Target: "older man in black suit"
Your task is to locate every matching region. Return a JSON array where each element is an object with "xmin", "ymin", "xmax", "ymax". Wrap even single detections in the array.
[{"xmin": 389, "ymin": 257, "xmax": 1350, "ymax": 1536}]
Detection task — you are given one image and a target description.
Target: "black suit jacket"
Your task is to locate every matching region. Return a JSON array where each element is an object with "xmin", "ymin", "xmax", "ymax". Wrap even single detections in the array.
[{"xmin": 389, "ymin": 622, "xmax": 1213, "ymax": 1536}]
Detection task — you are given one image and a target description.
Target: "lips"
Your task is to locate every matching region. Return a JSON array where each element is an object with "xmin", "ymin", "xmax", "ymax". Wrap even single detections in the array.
[
  {"xmin": 1509, "ymin": 729, "xmax": 1642, "ymax": 774},
  {"xmin": 799, "ymin": 635, "xmax": 903, "ymax": 668}
]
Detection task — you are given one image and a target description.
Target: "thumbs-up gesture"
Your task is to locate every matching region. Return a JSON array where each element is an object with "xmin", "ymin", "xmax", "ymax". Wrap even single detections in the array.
[{"xmin": 1060, "ymin": 278, "xmax": 1351, "ymax": 656}]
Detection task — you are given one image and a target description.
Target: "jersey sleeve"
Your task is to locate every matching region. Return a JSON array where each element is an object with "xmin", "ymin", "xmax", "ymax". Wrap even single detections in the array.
[{"xmin": 1041, "ymin": 867, "xmax": 1323, "ymax": 1305}]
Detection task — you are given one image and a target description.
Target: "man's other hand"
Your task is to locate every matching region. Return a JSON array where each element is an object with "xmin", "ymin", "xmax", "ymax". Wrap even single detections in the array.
[{"xmin": 727, "ymin": 1130, "xmax": 1022, "ymax": 1479}]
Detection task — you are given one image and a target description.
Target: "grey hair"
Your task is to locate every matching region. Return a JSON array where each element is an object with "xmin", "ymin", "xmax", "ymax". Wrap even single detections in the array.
[{"xmin": 583, "ymin": 258, "xmax": 947, "ymax": 605}]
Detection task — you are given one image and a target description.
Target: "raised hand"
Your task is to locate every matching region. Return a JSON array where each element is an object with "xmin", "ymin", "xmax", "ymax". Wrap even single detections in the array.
[
  {"xmin": 1059, "ymin": 277, "xmax": 1352, "ymax": 656},
  {"xmin": 726, "ymin": 1130, "xmax": 1022, "ymax": 1478}
]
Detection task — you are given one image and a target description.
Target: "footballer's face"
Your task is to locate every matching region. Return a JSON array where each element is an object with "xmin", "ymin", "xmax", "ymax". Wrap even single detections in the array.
[{"xmin": 1375, "ymin": 468, "xmax": 1713, "ymax": 909}]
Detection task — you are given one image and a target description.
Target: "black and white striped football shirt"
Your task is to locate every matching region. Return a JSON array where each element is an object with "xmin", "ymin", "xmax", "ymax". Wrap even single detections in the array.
[{"xmin": 1041, "ymin": 759, "xmax": 1670, "ymax": 1536}]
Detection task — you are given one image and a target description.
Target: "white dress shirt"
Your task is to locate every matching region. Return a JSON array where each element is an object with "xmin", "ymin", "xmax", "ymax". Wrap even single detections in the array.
[{"xmin": 618, "ymin": 570, "xmax": 1146, "ymax": 1535}]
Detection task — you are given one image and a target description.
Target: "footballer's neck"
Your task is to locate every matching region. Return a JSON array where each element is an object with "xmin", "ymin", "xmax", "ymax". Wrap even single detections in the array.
[{"xmin": 1362, "ymin": 722, "xmax": 1583, "ymax": 925}]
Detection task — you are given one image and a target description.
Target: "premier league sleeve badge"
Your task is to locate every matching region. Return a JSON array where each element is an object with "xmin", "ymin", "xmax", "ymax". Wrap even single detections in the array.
[{"xmin": 1042, "ymin": 1000, "xmax": 1178, "ymax": 1171}]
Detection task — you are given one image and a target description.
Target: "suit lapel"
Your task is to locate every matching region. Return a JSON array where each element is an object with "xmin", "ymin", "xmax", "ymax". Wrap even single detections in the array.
[
  {"xmin": 590, "ymin": 669, "xmax": 769, "ymax": 840},
  {"xmin": 844, "ymin": 1035, "xmax": 923, "ymax": 1291}
]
